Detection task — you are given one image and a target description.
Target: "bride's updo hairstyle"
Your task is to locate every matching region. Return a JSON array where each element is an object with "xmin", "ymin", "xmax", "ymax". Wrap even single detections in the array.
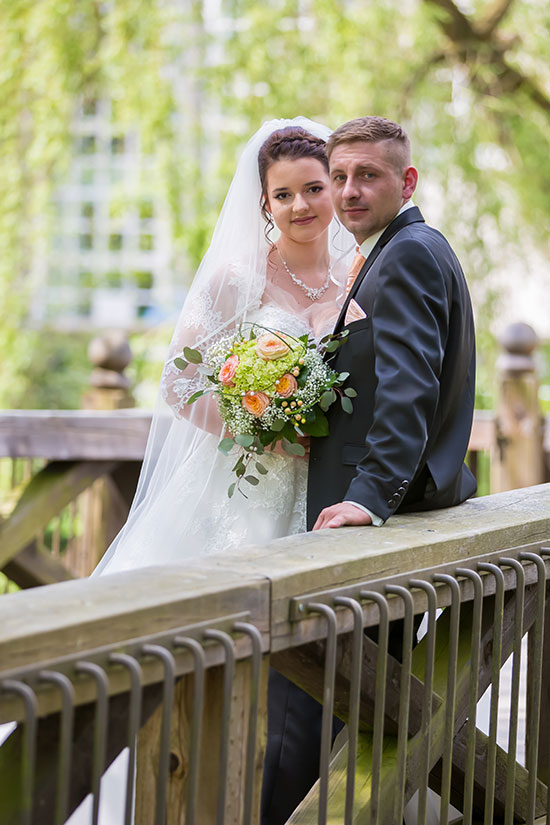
[{"xmin": 258, "ymin": 126, "xmax": 329, "ymax": 241}]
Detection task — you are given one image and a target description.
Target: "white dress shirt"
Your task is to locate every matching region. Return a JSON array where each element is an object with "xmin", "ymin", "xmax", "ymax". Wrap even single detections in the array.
[{"xmin": 344, "ymin": 200, "xmax": 414, "ymax": 526}]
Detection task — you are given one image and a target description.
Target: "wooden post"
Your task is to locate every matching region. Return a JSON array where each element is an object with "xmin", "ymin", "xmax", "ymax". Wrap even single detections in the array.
[
  {"xmin": 491, "ymin": 322, "xmax": 544, "ymax": 493},
  {"xmin": 135, "ymin": 656, "xmax": 269, "ymax": 825},
  {"xmin": 67, "ymin": 331, "xmax": 138, "ymax": 574}
]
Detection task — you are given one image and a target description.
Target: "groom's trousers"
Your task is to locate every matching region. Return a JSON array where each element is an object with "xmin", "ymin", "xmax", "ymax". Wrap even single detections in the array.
[{"xmin": 260, "ymin": 617, "xmax": 422, "ymax": 825}]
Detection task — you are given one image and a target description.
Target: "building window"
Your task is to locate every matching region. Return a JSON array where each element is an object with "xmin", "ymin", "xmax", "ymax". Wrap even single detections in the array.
[
  {"xmin": 139, "ymin": 234, "xmax": 154, "ymax": 251},
  {"xmin": 78, "ymin": 271, "xmax": 96, "ymax": 288},
  {"xmin": 79, "ymin": 135, "xmax": 97, "ymax": 155},
  {"xmin": 111, "ymin": 136, "xmax": 125, "ymax": 155},
  {"xmin": 109, "ymin": 233, "xmax": 123, "ymax": 251},
  {"xmin": 80, "ymin": 169, "xmax": 94, "ymax": 185},
  {"xmin": 105, "ymin": 271, "xmax": 123, "ymax": 288},
  {"xmin": 139, "ymin": 200, "xmax": 154, "ymax": 220},
  {"xmin": 133, "ymin": 270, "xmax": 153, "ymax": 289},
  {"xmin": 82, "ymin": 98, "xmax": 98, "ymax": 117},
  {"xmin": 81, "ymin": 202, "xmax": 94, "ymax": 219},
  {"xmin": 79, "ymin": 233, "xmax": 94, "ymax": 250}
]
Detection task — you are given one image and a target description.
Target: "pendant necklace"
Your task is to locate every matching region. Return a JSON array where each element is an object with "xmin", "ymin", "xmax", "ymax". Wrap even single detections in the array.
[{"xmin": 276, "ymin": 246, "xmax": 332, "ymax": 302}]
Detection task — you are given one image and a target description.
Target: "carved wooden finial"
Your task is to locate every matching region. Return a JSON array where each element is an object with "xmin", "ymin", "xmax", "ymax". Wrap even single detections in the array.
[
  {"xmin": 82, "ymin": 331, "xmax": 134, "ymax": 409},
  {"xmin": 497, "ymin": 322, "xmax": 539, "ymax": 374}
]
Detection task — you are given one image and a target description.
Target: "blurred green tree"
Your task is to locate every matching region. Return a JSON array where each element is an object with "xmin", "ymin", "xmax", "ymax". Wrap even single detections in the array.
[{"xmin": 1, "ymin": 0, "xmax": 548, "ymax": 408}]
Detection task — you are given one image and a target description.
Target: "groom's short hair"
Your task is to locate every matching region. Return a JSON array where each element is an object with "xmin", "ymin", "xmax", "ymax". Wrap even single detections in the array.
[{"xmin": 327, "ymin": 117, "xmax": 411, "ymax": 171}]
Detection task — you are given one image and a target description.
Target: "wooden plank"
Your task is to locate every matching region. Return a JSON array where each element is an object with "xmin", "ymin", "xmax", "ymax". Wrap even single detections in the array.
[
  {"xmin": 2, "ymin": 540, "xmax": 74, "ymax": 588},
  {"xmin": 0, "ymin": 460, "xmax": 119, "ymax": 568},
  {"xmin": 0, "ymin": 410, "xmax": 151, "ymax": 460}
]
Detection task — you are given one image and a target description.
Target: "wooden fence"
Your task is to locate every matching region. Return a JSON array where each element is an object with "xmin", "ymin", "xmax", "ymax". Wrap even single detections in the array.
[{"xmin": 0, "ymin": 484, "xmax": 549, "ymax": 823}]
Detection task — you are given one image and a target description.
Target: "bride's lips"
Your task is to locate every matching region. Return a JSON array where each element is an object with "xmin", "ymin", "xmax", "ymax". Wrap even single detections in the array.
[{"xmin": 292, "ymin": 216, "xmax": 315, "ymax": 225}]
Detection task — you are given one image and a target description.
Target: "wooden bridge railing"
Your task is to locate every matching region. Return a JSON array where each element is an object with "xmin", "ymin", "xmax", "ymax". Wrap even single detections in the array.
[{"xmin": 0, "ymin": 484, "xmax": 549, "ymax": 824}]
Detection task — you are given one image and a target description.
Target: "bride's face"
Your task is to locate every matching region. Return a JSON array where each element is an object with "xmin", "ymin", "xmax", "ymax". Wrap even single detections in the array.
[{"xmin": 265, "ymin": 157, "xmax": 333, "ymax": 244}]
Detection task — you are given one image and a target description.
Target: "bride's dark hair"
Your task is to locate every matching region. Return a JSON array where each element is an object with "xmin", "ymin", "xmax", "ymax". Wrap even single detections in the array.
[{"xmin": 258, "ymin": 126, "xmax": 329, "ymax": 242}]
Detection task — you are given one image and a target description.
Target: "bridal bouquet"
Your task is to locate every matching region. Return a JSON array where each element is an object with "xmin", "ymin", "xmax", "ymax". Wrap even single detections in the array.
[{"xmin": 175, "ymin": 325, "xmax": 355, "ymax": 498}]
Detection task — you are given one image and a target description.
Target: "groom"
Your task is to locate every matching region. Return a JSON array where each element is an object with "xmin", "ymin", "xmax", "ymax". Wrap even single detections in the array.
[
  {"xmin": 261, "ymin": 116, "xmax": 476, "ymax": 825},
  {"xmin": 309, "ymin": 115, "xmax": 476, "ymax": 529}
]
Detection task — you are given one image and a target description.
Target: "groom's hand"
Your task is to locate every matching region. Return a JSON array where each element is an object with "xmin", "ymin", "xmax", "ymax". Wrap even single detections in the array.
[{"xmin": 312, "ymin": 502, "xmax": 372, "ymax": 530}]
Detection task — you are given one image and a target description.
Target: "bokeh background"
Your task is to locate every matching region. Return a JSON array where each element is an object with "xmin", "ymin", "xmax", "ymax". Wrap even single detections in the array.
[{"xmin": 1, "ymin": 0, "xmax": 549, "ymax": 412}]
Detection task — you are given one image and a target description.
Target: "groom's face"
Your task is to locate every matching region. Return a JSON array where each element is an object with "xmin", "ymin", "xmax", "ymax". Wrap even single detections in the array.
[{"xmin": 329, "ymin": 140, "xmax": 415, "ymax": 244}]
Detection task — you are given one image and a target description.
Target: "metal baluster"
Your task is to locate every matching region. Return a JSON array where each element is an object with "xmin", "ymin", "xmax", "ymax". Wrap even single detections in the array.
[
  {"xmin": 385, "ymin": 585, "xmax": 414, "ymax": 825},
  {"xmin": 333, "ymin": 596, "xmax": 364, "ymax": 825},
  {"xmin": 498, "ymin": 558, "xmax": 525, "ymax": 823},
  {"xmin": 140, "ymin": 645, "xmax": 176, "ymax": 825},
  {"xmin": 518, "ymin": 552, "xmax": 547, "ymax": 823},
  {"xmin": 305, "ymin": 603, "xmax": 337, "ymax": 825},
  {"xmin": 432, "ymin": 574, "xmax": 460, "ymax": 825},
  {"xmin": 74, "ymin": 662, "xmax": 109, "ymax": 825},
  {"xmin": 109, "ymin": 653, "xmax": 143, "ymax": 825},
  {"xmin": 409, "ymin": 579, "xmax": 437, "ymax": 824},
  {"xmin": 477, "ymin": 562, "xmax": 505, "ymax": 825},
  {"xmin": 38, "ymin": 670, "xmax": 75, "ymax": 825},
  {"xmin": 232, "ymin": 622, "xmax": 263, "ymax": 825},
  {"xmin": 1, "ymin": 680, "xmax": 38, "ymax": 825},
  {"xmin": 455, "ymin": 567, "xmax": 483, "ymax": 825},
  {"xmin": 203, "ymin": 629, "xmax": 236, "ymax": 825},
  {"xmin": 359, "ymin": 591, "xmax": 389, "ymax": 825}
]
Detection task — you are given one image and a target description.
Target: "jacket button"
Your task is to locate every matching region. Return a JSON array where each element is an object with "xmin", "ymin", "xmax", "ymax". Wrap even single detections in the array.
[
  {"xmin": 398, "ymin": 486, "xmax": 405, "ymax": 494},
  {"xmin": 387, "ymin": 499, "xmax": 394, "ymax": 507},
  {"xmin": 402, "ymin": 480, "xmax": 409, "ymax": 487}
]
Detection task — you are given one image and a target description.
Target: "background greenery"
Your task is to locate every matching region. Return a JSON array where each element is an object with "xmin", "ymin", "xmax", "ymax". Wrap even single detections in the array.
[{"xmin": 1, "ymin": 0, "xmax": 549, "ymax": 410}]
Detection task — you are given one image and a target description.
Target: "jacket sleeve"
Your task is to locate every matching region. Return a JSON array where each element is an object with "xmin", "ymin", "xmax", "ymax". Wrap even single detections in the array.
[{"xmin": 344, "ymin": 234, "xmax": 450, "ymax": 521}]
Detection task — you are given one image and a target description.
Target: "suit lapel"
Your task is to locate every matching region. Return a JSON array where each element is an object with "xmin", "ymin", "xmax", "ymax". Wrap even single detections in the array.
[{"xmin": 335, "ymin": 206, "xmax": 425, "ymax": 330}]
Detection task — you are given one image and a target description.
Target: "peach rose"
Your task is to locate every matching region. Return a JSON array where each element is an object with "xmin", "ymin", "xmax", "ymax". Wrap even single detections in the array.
[
  {"xmin": 242, "ymin": 391, "xmax": 270, "ymax": 418},
  {"xmin": 219, "ymin": 354, "xmax": 239, "ymax": 386},
  {"xmin": 276, "ymin": 373, "xmax": 298, "ymax": 398},
  {"xmin": 255, "ymin": 333, "xmax": 290, "ymax": 360}
]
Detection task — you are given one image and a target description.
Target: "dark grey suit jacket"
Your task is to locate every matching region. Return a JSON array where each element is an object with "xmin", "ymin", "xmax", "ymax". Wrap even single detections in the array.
[{"xmin": 307, "ymin": 206, "xmax": 477, "ymax": 528}]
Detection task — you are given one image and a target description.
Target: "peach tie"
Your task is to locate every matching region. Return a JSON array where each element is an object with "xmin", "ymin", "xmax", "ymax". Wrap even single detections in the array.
[{"xmin": 345, "ymin": 249, "xmax": 367, "ymax": 295}]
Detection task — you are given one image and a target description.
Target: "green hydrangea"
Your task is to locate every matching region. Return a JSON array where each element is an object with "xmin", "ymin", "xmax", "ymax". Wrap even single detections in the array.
[{"xmin": 220, "ymin": 337, "xmax": 303, "ymax": 398}]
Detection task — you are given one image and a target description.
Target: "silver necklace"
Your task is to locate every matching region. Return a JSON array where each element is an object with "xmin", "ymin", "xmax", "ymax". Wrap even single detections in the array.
[{"xmin": 277, "ymin": 247, "xmax": 332, "ymax": 302}]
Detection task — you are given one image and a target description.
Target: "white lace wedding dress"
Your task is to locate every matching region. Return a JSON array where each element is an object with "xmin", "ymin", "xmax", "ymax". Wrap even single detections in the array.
[{"xmin": 98, "ymin": 304, "xmax": 314, "ymax": 577}]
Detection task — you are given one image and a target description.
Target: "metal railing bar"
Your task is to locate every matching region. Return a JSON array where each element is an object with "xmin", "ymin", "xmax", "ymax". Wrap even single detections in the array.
[
  {"xmin": 518, "ymin": 551, "xmax": 547, "ymax": 824},
  {"xmin": 498, "ymin": 558, "xmax": 525, "ymax": 824},
  {"xmin": 409, "ymin": 579, "xmax": 437, "ymax": 825},
  {"xmin": 432, "ymin": 574, "xmax": 461, "ymax": 825},
  {"xmin": 455, "ymin": 567, "xmax": 483, "ymax": 825},
  {"xmin": 74, "ymin": 661, "xmax": 109, "ymax": 825},
  {"xmin": 0, "ymin": 680, "xmax": 38, "ymax": 825},
  {"xmin": 359, "ymin": 591, "xmax": 389, "ymax": 825},
  {"xmin": 140, "ymin": 644, "xmax": 176, "ymax": 825},
  {"xmin": 172, "ymin": 637, "xmax": 206, "ymax": 825},
  {"xmin": 333, "ymin": 596, "xmax": 364, "ymax": 825},
  {"xmin": 306, "ymin": 602, "xmax": 337, "ymax": 825},
  {"xmin": 540, "ymin": 547, "xmax": 550, "ymax": 822},
  {"xmin": 203, "ymin": 629, "xmax": 236, "ymax": 825},
  {"xmin": 288, "ymin": 541, "xmax": 549, "ymax": 625},
  {"xmin": 38, "ymin": 670, "xmax": 75, "ymax": 825},
  {"xmin": 477, "ymin": 562, "xmax": 504, "ymax": 825},
  {"xmin": 385, "ymin": 585, "xmax": 414, "ymax": 825},
  {"xmin": 232, "ymin": 622, "xmax": 263, "ymax": 825},
  {"xmin": 108, "ymin": 653, "xmax": 143, "ymax": 825}
]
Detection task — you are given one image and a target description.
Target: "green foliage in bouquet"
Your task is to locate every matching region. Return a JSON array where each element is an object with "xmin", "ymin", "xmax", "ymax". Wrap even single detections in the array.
[{"xmin": 176, "ymin": 324, "xmax": 355, "ymax": 498}]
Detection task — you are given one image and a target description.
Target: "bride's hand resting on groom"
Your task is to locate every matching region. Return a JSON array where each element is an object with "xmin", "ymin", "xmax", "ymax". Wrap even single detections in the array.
[{"xmin": 313, "ymin": 501, "xmax": 372, "ymax": 530}]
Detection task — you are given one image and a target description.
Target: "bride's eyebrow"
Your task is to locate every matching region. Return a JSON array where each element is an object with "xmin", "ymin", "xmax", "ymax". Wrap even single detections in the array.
[{"xmin": 272, "ymin": 180, "xmax": 324, "ymax": 193}]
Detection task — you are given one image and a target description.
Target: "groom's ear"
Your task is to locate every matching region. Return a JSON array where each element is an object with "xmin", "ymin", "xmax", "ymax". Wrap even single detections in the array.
[{"xmin": 402, "ymin": 166, "xmax": 418, "ymax": 200}]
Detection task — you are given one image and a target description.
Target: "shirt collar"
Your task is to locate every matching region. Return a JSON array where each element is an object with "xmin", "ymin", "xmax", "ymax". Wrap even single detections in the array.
[{"xmin": 359, "ymin": 200, "xmax": 415, "ymax": 258}]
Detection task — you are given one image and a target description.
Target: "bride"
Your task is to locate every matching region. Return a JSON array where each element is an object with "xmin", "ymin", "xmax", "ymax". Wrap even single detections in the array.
[
  {"xmin": 96, "ymin": 117, "xmax": 354, "ymax": 575},
  {"xmin": 66, "ymin": 118, "xmax": 353, "ymax": 824}
]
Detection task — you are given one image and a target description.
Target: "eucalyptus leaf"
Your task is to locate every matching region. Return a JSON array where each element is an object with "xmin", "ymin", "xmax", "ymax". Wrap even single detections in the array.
[
  {"xmin": 344, "ymin": 388, "xmax": 358, "ymax": 398},
  {"xmin": 235, "ymin": 433, "xmax": 255, "ymax": 448},
  {"xmin": 302, "ymin": 409, "xmax": 329, "ymax": 437},
  {"xmin": 228, "ymin": 483, "xmax": 236, "ymax": 498},
  {"xmin": 341, "ymin": 396, "xmax": 354, "ymax": 414},
  {"xmin": 244, "ymin": 475, "xmax": 259, "ymax": 485},
  {"xmin": 183, "ymin": 346, "xmax": 203, "ymax": 364},
  {"xmin": 218, "ymin": 437, "xmax": 235, "ymax": 455},
  {"xmin": 271, "ymin": 418, "xmax": 286, "ymax": 432},
  {"xmin": 338, "ymin": 372, "xmax": 350, "ymax": 381},
  {"xmin": 282, "ymin": 440, "xmax": 306, "ymax": 457},
  {"xmin": 324, "ymin": 340, "xmax": 340, "ymax": 353},
  {"xmin": 256, "ymin": 462, "xmax": 268, "ymax": 475},
  {"xmin": 174, "ymin": 358, "xmax": 188, "ymax": 370}
]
